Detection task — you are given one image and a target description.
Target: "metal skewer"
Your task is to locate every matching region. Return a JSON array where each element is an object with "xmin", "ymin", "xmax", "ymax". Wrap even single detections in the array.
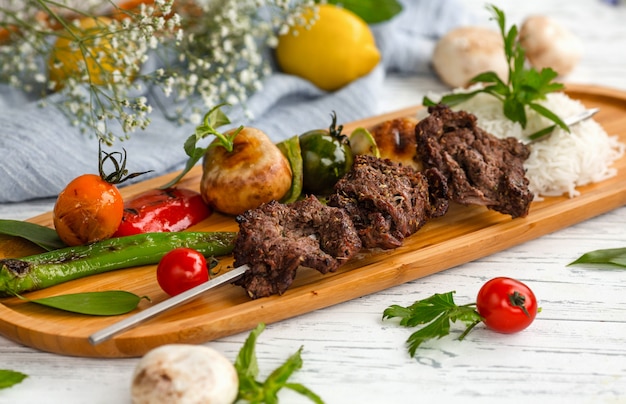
[
  {"xmin": 527, "ymin": 108, "xmax": 600, "ymax": 143},
  {"xmin": 88, "ymin": 265, "xmax": 249, "ymax": 345}
]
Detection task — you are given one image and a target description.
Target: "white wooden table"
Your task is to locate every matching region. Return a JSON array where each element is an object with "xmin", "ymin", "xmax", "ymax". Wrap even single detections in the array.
[{"xmin": 2, "ymin": 1, "xmax": 626, "ymax": 403}]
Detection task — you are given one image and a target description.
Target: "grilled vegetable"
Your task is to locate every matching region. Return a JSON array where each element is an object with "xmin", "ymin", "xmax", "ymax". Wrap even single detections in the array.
[
  {"xmin": 114, "ymin": 188, "xmax": 211, "ymax": 237},
  {"xmin": 299, "ymin": 111, "xmax": 354, "ymax": 195},
  {"xmin": 53, "ymin": 140, "xmax": 150, "ymax": 246},
  {"xmin": 200, "ymin": 126, "xmax": 292, "ymax": 216},
  {"xmin": 0, "ymin": 231, "xmax": 236, "ymax": 296},
  {"xmin": 276, "ymin": 135, "xmax": 304, "ymax": 203}
]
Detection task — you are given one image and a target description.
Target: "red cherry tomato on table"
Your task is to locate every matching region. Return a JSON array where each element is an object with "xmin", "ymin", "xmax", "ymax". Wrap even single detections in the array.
[
  {"xmin": 476, "ymin": 277, "xmax": 538, "ymax": 334},
  {"xmin": 157, "ymin": 248, "xmax": 209, "ymax": 296}
]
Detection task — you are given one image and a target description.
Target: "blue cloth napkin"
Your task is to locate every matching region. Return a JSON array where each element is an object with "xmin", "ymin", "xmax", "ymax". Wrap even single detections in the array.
[{"xmin": 0, "ymin": 0, "xmax": 476, "ymax": 203}]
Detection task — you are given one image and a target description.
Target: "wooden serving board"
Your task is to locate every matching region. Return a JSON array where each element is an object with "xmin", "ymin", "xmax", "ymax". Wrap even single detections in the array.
[{"xmin": 1, "ymin": 84, "xmax": 626, "ymax": 358}]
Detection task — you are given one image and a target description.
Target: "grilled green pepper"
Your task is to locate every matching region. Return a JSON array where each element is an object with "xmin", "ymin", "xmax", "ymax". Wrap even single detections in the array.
[
  {"xmin": 299, "ymin": 111, "xmax": 354, "ymax": 195},
  {"xmin": 276, "ymin": 135, "xmax": 304, "ymax": 203},
  {"xmin": 0, "ymin": 231, "xmax": 236, "ymax": 297}
]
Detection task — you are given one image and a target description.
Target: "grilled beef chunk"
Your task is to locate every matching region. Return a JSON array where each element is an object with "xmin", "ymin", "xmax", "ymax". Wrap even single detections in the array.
[
  {"xmin": 328, "ymin": 155, "xmax": 449, "ymax": 250},
  {"xmin": 233, "ymin": 196, "xmax": 362, "ymax": 299},
  {"xmin": 415, "ymin": 104, "xmax": 533, "ymax": 218}
]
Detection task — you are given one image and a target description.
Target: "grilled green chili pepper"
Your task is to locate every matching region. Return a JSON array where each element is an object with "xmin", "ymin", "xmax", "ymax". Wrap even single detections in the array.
[
  {"xmin": 0, "ymin": 231, "xmax": 236, "ymax": 297},
  {"xmin": 276, "ymin": 135, "xmax": 304, "ymax": 203}
]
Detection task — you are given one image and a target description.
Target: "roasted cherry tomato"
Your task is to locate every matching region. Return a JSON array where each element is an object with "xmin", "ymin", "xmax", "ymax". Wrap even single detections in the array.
[
  {"xmin": 476, "ymin": 277, "xmax": 538, "ymax": 334},
  {"xmin": 156, "ymin": 247, "xmax": 209, "ymax": 296},
  {"xmin": 53, "ymin": 141, "xmax": 148, "ymax": 246},
  {"xmin": 114, "ymin": 188, "xmax": 211, "ymax": 237},
  {"xmin": 299, "ymin": 111, "xmax": 353, "ymax": 195}
]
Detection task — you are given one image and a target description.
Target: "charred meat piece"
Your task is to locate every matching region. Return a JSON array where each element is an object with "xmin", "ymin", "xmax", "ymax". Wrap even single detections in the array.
[
  {"xmin": 415, "ymin": 104, "xmax": 533, "ymax": 218},
  {"xmin": 233, "ymin": 196, "xmax": 362, "ymax": 299},
  {"xmin": 328, "ymin": 155, "xmax": 448, "ymax": 250}
]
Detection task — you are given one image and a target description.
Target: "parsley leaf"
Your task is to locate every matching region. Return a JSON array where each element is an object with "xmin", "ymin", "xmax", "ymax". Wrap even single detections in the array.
[
  {"xmin": 0, "ymin": 369, "xmax": 27, "ymax": 390},
  {"xmin": 160, "ymin": 103, "xmax": 243, "ymax": 189},
  {"xmin": 423, "ymin": 4, "xmax": 569, "ymax": 139},
  {"xmin": 235, "ymin": 323, "xmax": 324, "ymax": 404},
  {"xmin": 383, "ymin": 291, "xmax": 483, "ymax": 357}
]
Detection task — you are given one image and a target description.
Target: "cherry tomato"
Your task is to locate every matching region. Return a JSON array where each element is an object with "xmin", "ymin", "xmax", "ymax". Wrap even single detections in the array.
[
  {"xmin": 157, "ymin": 248, "xmax": 209, "ymax": 296},
  {"xmin": 53, "ymin": 173, "xmax": 124, "ymax": 246},
  {"xmin": 53, "ymin": 141, "xmax": 149, "ymax": 246},
  {"xmin": 476, "ymin": 277, "xmax": 538, "ymax": 334}
]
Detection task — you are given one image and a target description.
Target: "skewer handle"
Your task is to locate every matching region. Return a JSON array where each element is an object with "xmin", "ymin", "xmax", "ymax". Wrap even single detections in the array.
[{"xmin": 88, "ymin": 265, "xmax": 248, "ymax": 345}]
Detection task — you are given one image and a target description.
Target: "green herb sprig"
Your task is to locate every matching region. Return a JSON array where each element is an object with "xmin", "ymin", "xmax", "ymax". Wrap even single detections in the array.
[
  {"xmin": 160, "ymin": 103, "xmax": 243, "ymax": 189},
  {"xmin": 383, "ymin": 291, "xmax": 483, "ymax": 357},
  {"xmin": 423, "ymin": 5, "xmax": 569, "ymax": 139},
  {"xmin": 235, "ymin": 323, "xmax": 324, "ymax": 404},
  {"xmin": 0, "ymin": 369, "xmax": 27, "ymax": 390}
]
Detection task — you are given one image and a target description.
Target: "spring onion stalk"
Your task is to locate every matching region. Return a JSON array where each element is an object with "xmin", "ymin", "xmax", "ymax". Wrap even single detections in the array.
[{"xmin": 0, "ymin": 232, "xmax": 236, "ymax": 297}]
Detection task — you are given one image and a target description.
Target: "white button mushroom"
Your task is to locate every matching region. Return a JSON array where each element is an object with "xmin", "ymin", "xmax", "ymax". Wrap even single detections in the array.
[
  {"xmin": 519, "ymin": 15, "xmax": 583, "ymax": 77},
  {"xmin": 432, "ymin": 26, "xmax": 508, "ymax": 88},
  {"xmin": 131, "ymin": 344, "xmax": 238, "ymax": 404}
]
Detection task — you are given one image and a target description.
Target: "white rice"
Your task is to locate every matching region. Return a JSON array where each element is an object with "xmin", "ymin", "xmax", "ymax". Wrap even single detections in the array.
[{"xmin": 423, "ymin": 89, "xmax": 625, "ymax": 199}]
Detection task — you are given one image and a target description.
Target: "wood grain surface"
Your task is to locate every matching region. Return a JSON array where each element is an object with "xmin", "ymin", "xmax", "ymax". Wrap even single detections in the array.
[{"xmin": 1, "ymin": 84, "xmax": 625, "ymax": 358}]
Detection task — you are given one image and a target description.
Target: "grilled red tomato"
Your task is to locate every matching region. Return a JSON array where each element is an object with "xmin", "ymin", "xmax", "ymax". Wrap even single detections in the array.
[{"xmin": 114, "ymin": 188, "xmax": 211, "ymax": 237}]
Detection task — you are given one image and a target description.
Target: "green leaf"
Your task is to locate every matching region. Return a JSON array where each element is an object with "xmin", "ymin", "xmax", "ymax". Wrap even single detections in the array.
[
  {"xmin": 19, "ymin": 291, "xmax": 149, "ymax": 316},
  {"xmin": 236, "ymin": 323, "xmax": 263, "ymax": 380},
  {"xmin": 324, "ymin": 0, "xmax": 403, "ymax": 24},
  {"xmin": 469, "ymin": 71, "xmax": 505, "ymax": 87},
  {"xmin": 424, "ymin": 89, "xmax": 486, "ymax": 108},
  {"xmin": 503, "ymin": 98, "xmax": 527, "ymax": 128},
  {"xmin": 527, "ymin": 124, "xmax": 557, "ymax": 141},
  {"xmin": 568, "ymin": 247, "xmax": 626, "ymax": 268},
  {"xmin": 235, "ymin": 323, "xmax": 324, "ymax": 403},
  {"xmin": 405, "ymin": 293, "xmax": 457, "ymax": 326},
  {"xmin": 264, "ymin": 347, "xmax": 304, "ymax": 401},
  {"xmin": 284, "ymin": 383, "xmax": 325, "ymax": 404},
  {"xmin": 0, "ymin": 369, "xmax": 27, "ymax": 390},
  {"xmin": 383, "ymin": 291, "xmax": 483, "ymax": 357},
  {"xmin": 406, "ymin": 313, "xmax": 452, "ymax": 357},
  {"xmin": 426, "ymin": 4, "xmax": 567, "ymax": 134},
  {"xmin": 206, "ymin": 106, "xmax": 231, "ymax": 128},
  {"xmin": 160, "ymin": 103, "xmax": 237, "ymax": 189},
  {"xmin": 0, "ymin": 219, "xmax": 66, "ymax": 251},
  {"xmin": 528, "ymin": 102, "xmax": 569, "ymax": 132}
]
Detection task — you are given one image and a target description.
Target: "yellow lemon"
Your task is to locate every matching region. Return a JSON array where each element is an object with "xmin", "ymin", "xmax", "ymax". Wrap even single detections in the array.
[
  {"xmin": 275, "ymin": 4, "xmax": 381, "ymax": 92},
  {"xmin": 48, "ymin": 17, "xmax": 123, "ymax": 90}
]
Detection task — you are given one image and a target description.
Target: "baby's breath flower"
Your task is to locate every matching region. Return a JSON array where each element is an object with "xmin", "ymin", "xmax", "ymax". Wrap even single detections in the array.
[{"xmin": 0, "ymin": 0, "xmax": 315, "ymax": 143}]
